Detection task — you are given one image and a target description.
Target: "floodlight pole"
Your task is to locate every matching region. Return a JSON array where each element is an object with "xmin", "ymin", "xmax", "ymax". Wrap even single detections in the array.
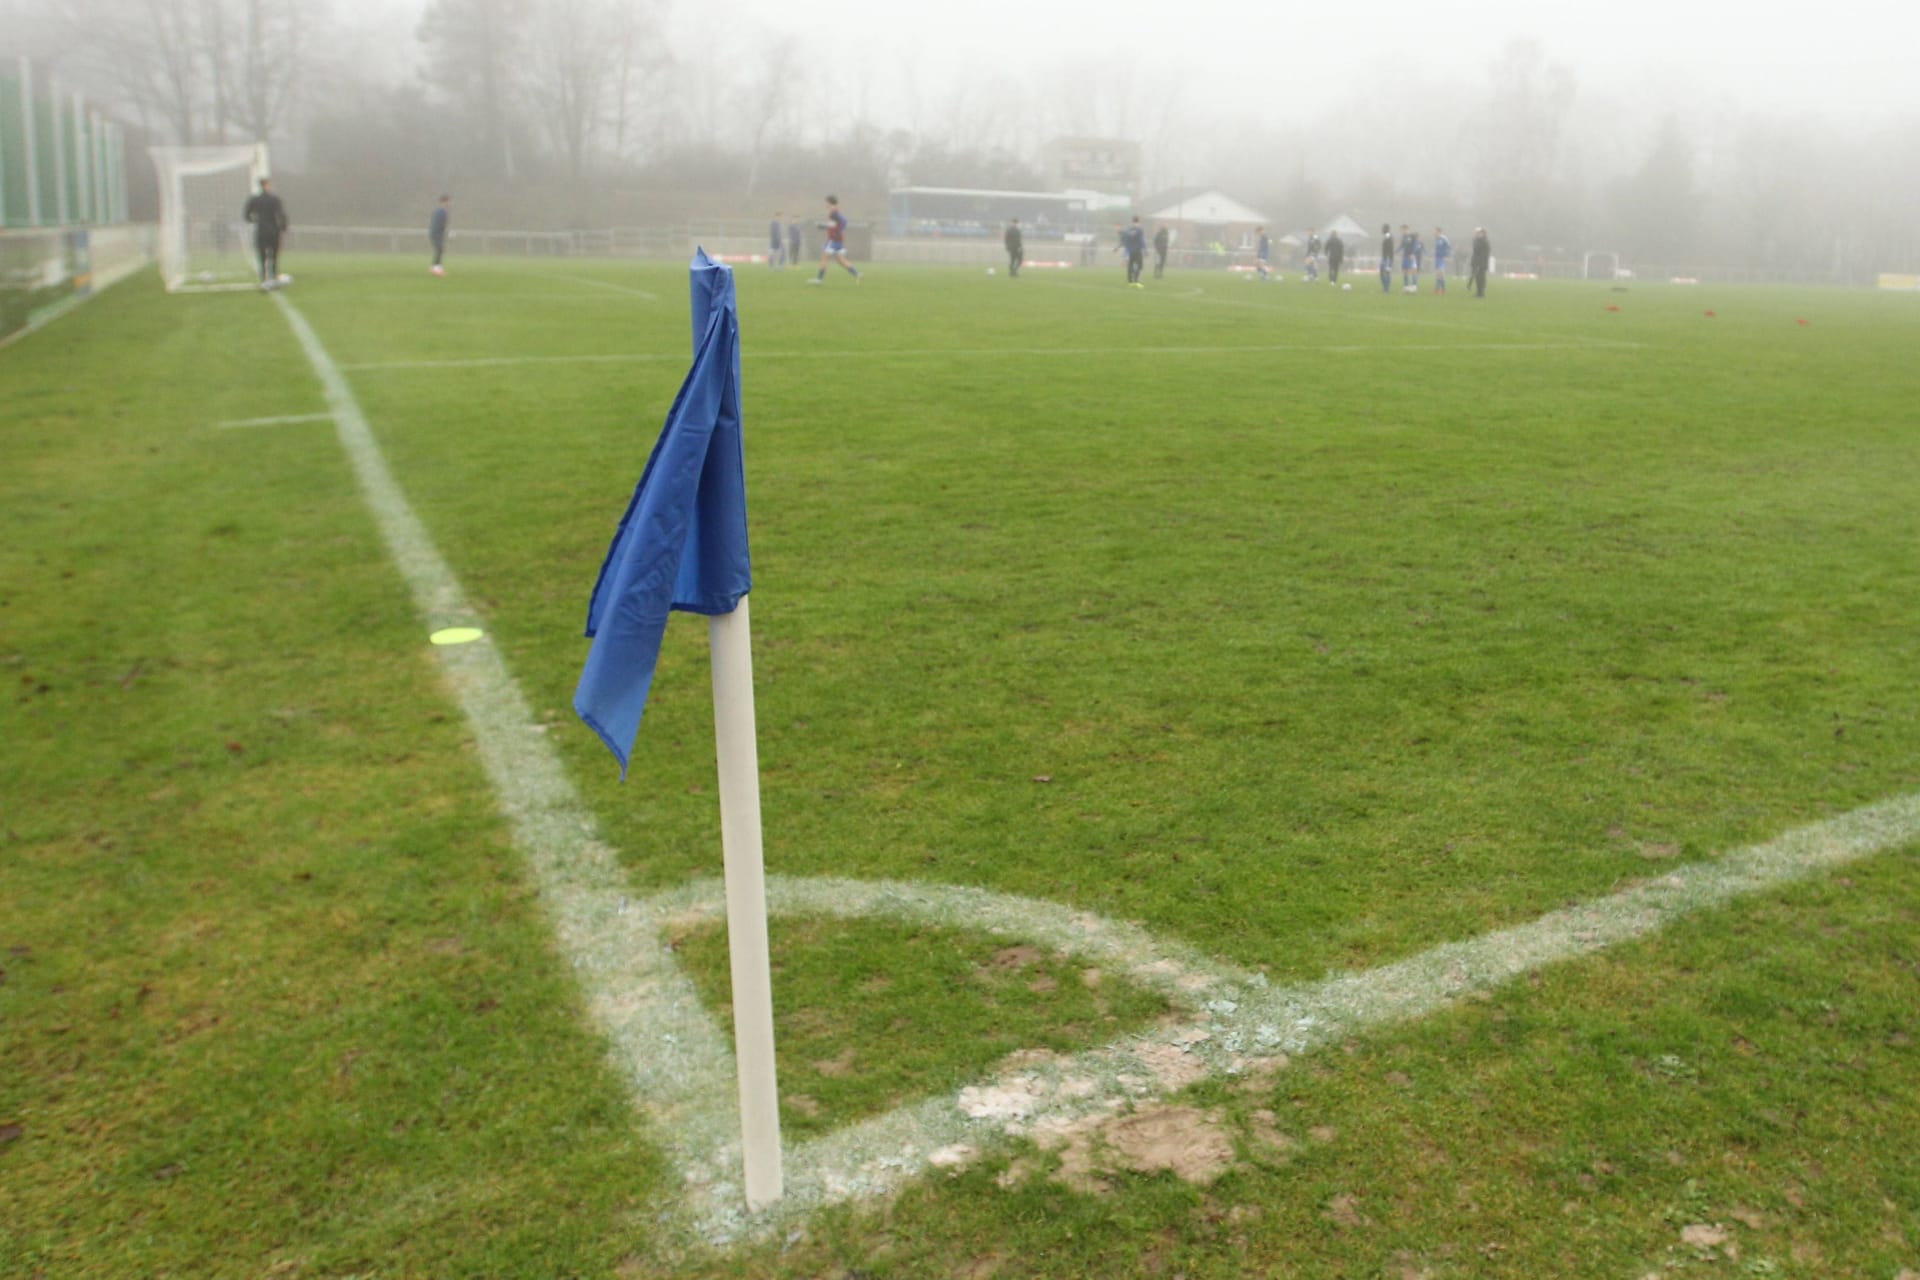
[{"xmin": 708, "ymin": 596, "xmax": 783, "ymax": 1209}]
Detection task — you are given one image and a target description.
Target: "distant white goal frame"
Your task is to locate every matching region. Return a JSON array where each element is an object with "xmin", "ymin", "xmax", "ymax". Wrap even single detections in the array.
[
  {"xmin": 1582, "ymin": 249, "xmax": 1626, "ymax": 281},
  {"xmin": 152, "ymin": 144, "xmax": 271, "ymax": 292}
]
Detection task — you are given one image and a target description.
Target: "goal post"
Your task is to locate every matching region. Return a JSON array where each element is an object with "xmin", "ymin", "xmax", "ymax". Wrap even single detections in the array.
[
  {"xmin": 151, "ymin": 144, "xmax": 270, "ymax": 291},
  {"xmin": 1582, "ymin": 250, "xmax": 1622, "ymax": 281}
]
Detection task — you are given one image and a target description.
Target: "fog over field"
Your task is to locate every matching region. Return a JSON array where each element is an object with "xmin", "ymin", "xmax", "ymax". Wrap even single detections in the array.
[{"xmin": 7, "ymin": 0, "xmax": 1919, "ymax": 272}]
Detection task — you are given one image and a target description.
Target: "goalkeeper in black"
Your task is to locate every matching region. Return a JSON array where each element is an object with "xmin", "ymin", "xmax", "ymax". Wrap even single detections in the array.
[{"xmin": 243, "ymin": 178, "xmax": 289, "ymax": 289}]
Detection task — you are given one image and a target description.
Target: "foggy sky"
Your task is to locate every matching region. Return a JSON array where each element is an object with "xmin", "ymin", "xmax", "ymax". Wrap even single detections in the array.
[{"xmin": 671, "ymin": 0, "xmax": 1917, "ymax": 123}]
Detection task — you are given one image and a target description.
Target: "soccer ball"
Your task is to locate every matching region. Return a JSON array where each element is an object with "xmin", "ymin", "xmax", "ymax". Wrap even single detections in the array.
[
  {"xmin": 1342, "ymin": 283, "xmax": 1352, "ymax": 291},
  {"xmin": 278, "ymin": 273, "xmax": 293, "ymax": 285},
  {"xmin": 986, "ymin": 267, "xmax": 995, "ymax": 275}
]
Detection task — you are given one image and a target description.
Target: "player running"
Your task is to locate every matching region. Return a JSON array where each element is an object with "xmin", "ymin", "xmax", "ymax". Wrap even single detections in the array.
[
  {"xmin": 809, "ymin": 195, "xmax": 862, "ymax": 285},
  {"xmin": 1303, "ymin": 228, "xmax": 1321, "ymax": 282},
  {"xmin": 243, "ymin": 178, "xmax": 288, "ymax": 290},
  {"xmin": 1432, "ymin": 227, "xmax": 1451, "ymax": 294}
]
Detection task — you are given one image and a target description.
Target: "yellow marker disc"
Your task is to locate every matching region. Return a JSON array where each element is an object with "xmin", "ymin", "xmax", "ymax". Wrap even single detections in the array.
[{"xmin": 429, "ymin": 627, "xmax": 485, "ymax": 646}]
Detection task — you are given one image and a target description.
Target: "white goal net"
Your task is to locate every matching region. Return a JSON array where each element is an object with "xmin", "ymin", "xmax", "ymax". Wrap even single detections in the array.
[{"xmin": 151, "ymin": 144, "xmax": 271, "ymax": 292}]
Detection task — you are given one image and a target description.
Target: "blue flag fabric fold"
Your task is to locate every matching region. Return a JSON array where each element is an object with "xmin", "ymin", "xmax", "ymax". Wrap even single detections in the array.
[{"xmin": 574, "ymin": 249, "xmax": 750, "ymax": 775}]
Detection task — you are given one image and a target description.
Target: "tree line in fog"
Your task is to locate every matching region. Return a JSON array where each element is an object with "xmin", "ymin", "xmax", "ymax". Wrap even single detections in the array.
[{"xmin": 19, "ymin": 0, "xmax": 1920, "ymax": 276}]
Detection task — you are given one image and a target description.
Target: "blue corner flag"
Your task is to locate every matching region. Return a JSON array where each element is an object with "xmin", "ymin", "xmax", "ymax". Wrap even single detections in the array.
[{"xmin": 574, "ymin": 249, "xmax": 750, "ymax": 775}]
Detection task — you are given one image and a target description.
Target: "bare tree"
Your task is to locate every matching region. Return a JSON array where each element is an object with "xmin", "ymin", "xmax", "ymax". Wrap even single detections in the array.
[
  {"xmin": 132, "ymin": 0, "xmax": 203, "ymax": 141},
  {"xmin": 606, "ymin": 0, "xmax": 670, "ymax": 165},
  {"xmin": 739, "ymin": 35, "xmax": 802, "ymax": 196},
  {"xmin": 417, "ymin": 0, "xmax": 528, "ymax": 177},
  {"xmin": 529, "ymin": 0, "xmax": 615, "ymax": 183},
  {"xmin": 1473, "ymin": 38, "xmax": 1578, "ymax": 242},
  {"xmin": 232, "ymin": 0, "xmax": 305, "ymax": 143}
]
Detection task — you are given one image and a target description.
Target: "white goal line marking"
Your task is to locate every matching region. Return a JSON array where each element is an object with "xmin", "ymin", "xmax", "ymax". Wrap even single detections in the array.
[
  {"xmin": 269, "ymin": 291, "xmax": 1914, "ymax": 1253},
  {"xmin": 214, "ymin": 412, "xmax": 336, "ymax": 429},
  {"xmin": 338, "ymin": 340, "xmax": 1632, "ymax": 373}
]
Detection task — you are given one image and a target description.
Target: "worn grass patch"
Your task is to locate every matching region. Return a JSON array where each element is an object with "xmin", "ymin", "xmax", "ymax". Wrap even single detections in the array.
[{"xmin": 676, "ymin": 916, "xmax": 1170, "ymax": 1138}]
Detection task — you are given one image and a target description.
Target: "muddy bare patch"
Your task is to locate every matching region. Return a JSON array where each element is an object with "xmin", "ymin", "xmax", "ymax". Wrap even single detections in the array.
[
  {"xmin": 991, "ymin": 945, "xmax": 1043, "ymax": 970},
  {"xmin": 811, "ymin": 1048, "xmax": 857, "ymax": 1078}
]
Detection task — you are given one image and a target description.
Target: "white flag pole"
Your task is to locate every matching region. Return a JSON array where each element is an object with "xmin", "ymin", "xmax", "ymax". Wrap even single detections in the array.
[{"xmin": 708, "ymin": 595, "xmax": 783, "ymax": 1208}]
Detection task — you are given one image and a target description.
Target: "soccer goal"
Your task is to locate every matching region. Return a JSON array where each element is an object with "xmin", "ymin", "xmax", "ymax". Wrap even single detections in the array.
[
  {"xmin": 1582, "ymin": 250, "xmax": 1623, "ymax": 281},
  {"xmin": 151, "ymin": 144, "xmax": 270, "ymax": 292}
]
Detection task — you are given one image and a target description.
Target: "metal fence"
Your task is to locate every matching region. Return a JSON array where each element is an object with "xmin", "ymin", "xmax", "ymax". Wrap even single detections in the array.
[
  {"xmin": 1, "ymin": 56, "xmax": 131, "ymax": 230},
  {"xmin": 295, "ymin": 224, "xmax": 778, "ymax": 260}
]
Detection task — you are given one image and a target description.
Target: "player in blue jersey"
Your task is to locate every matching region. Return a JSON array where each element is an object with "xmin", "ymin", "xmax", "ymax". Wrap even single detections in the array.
[
  {"xmin": 1431, "ymin": 227, "xmax": 1451, "ymax": 294},
  {"xmin": 769, "ymin": 212, "xmax": 785, "ymax": 268},
  {"xmin": 1114, "ymin": 217, "xmax": 1148, "ymax": 286},
  {"xmin": 809, "ymin": 195, "xmax": 861, "ymax": 284},
  {"xmin": 1253, "ymin": 226, "xmax": 1276, "ymax": 281},
  {"xmin": 1400, "ymin": 224, "xmax": 1420, "ymax": 291}
]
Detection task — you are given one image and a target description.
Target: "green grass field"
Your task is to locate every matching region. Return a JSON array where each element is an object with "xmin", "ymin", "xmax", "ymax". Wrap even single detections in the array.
[{"xmin": 4, "ymin": 256, "xmax": 1918, "ymax": 1277}]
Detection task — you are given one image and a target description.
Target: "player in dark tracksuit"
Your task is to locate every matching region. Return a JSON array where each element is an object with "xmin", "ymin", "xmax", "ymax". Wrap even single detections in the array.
[
  {"xmin": 1469, "ymin": 228, "xmax": 1492, "ymax": 298},
  {"xmin": 1004, "ymin": 219, "xmax": 1024, "ymax": 277},
  {"xmin": 429, "ymin": 195, "xmax": 450, "ymax": 275},
  {"xmin": 1326, "ymin": 231, "xmax": 1344, "ymax": 283},
  {"xmin": 243, "ymin": 178, "xmax": 288, "ymax": 288},
  {"xmin": 1380, "ymin": 224, "xmax": 1394, "ymax": 293},
  {"xmin": 1400, "ymin": 225, "xmax": 1420, "ymax": 289},
  {"xmin": 1152, "ymin": 225, "xmax": 1170, "ymax": 278},
  {"xmin": 1304, "ymin": 229, "xmax": 1322, "ymax": 282}
]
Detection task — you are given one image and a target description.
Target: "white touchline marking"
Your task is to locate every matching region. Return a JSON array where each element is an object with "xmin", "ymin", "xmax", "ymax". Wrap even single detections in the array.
[
  {"xmin": 340, "ymin": 353, "xmax": 685, "ymax": 371},
  {"xmin": 270, "ymin": 291, "xmax": 1913, "ymax": 1253},
  {"xmin": 1057, "ymin": 278, "xmax": 1645, "ymax": 350},
  {"xmin": 272, "ymin": 292, "xmax": 743, "ymax": 1183},
  {"xmin": 338, "ymin": 340, "xmax": 1636, "ymax": 372},
  {"xmin": 650, "ymin": 792, "xmax": 1920, "ymax": 1242},
  {"xmin": 214, "ymin": 412, "xmax": 336, "ymax": 429},
  {"xmin": 521, "ymin": 269, "xmax": 661, "ymax": 301}
]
